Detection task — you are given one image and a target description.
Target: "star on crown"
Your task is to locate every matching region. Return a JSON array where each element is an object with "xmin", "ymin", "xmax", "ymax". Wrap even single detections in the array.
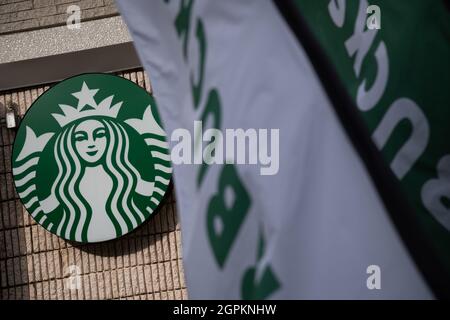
[{"xmin": 52, "ymin": 82, "xmax": 123, "ymax": 127}]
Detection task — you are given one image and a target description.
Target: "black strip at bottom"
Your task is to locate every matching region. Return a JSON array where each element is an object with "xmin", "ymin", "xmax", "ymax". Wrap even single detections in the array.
[{"xmin": 273, "ymin": 0, "xmax": 449, "ymax": 299}]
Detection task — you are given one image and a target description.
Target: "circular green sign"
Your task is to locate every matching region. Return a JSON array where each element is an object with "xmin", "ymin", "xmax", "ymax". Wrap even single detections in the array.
[{"xmin": 12, "ymin": 73, "xmax": 172, "ymax": 243}]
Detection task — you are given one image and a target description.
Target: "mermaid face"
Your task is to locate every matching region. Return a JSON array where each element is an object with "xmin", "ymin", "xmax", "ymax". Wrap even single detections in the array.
[{"xmin": 73, "ymin": 119, "xmax": 107, "ymax": 164}]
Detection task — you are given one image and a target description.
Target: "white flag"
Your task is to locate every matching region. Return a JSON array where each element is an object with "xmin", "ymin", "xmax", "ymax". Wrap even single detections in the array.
[{"xmin": 116, "ymin": 0, "xmax": 432, "ymax": 299}]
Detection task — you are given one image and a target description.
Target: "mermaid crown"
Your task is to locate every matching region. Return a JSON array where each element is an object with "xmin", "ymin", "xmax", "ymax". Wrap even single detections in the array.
[{"xmin": 52, "ymin": 82, "xmax": 123, "ymax": 127}]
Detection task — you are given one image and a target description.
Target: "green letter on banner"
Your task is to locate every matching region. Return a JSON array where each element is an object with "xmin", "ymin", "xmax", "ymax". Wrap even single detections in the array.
[{"xmin": 207, "ymin": 164, "xmax": 250, "ymax": 268}]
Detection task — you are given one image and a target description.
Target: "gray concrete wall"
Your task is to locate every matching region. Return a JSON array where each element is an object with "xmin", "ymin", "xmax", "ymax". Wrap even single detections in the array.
[{"xmin": 0, "ymin": 0, "xmax": 118, "ymax": 34}]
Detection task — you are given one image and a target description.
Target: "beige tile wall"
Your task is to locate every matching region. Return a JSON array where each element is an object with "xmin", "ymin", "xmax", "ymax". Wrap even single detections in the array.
[{"xmin": 0, "ymin": 69, "xmax": 188, "ymax": 300}]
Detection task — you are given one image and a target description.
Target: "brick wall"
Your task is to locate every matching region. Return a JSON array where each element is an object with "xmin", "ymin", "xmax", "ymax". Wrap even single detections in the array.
[
  {"xmin": 0, "ymin": 0, "xmax": 118, "ymax": 34},
  {"xmin": 0, "ymin": 69, "xmax": 188, "ymax": 300}
]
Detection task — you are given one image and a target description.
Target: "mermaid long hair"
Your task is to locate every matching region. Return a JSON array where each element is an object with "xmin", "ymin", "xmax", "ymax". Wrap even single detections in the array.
[{"xmin": 51, "ymin": 117, "xmax": 145, "ymax": 242}]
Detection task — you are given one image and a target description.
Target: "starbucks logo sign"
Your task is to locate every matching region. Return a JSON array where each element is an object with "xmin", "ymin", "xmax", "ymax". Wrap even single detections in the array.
[{"xmin": 12, "ymin": 74, "xmax": 172, "ymax": 243}]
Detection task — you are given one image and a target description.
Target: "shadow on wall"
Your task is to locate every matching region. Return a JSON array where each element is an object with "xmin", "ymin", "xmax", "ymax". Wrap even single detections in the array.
[
  {"xmin": 0, "ymin": 110, "xmax": 30, "ymax": 299},
  {"xmin": 0, "ymin": 154, "xmax": 183, "ymax": 300},
  {"xmin": 0, "ymin": 71, "xmax": 187, "ymax": 300},
  {"xmin": 0, "ymin": 98, "xmax": 185, "ymax": 300}
]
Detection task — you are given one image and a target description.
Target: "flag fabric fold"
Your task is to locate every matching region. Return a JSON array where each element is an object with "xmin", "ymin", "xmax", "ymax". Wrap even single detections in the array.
[{"xmin": 116, "ymin": 0, "xmax": 446, "ymax": 299}]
